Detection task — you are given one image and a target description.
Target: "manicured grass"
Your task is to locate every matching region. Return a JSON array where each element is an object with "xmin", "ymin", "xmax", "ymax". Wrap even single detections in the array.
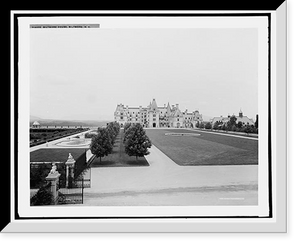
[
  {"xmin": 30, "ymin": 148, "xmax": 88, "ymax": 162},
  {"xmin": 146, "ymin": 129, "xmax": 258, "ymax": 166},
  {"xmin": 90, "ymin": 130, "xmax": 149, "ymax": 167},
  {"xmin": 193, "ymin": 128, "xmax": 258, "ymax": 138}
]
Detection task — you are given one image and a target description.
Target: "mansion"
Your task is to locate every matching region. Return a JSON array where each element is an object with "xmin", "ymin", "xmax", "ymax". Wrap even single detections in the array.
[{"xmin": 114, "ymin": 99, "xmax": 203, "ymax": 128}]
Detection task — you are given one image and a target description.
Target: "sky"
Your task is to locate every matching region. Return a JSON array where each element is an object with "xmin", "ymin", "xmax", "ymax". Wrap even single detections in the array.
[{"xmin": 30, "ymin": 27, "xmax": 258, "ymax": 121}]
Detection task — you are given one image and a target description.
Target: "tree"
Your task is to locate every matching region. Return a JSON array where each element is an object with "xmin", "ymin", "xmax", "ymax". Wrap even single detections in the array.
[
  {"xmin": 123, "ymin": 123, "xmax": 132, "ymax": 134},
  {"xmin": 90, "ymin": 128, "xmax": 113, "ymax": 163},
  {"xmin": 221, "ymin": 124, "xmax": 228, "ymax": 131},
  {"xmin": 255, "ymin": 114, "xmax": 258, "ymax": 129},
  {"xmin": 199, "ymin": 122, "xmax": 205, "ymax": 129},
  {"xmin": 227, "ymin": 115, "xmax": 237, "ymax": 131},
  {"xmin": 213, "ymin": 121, "xmax": 220, "ymax": 130},
  {"xmin": 204, "ymin": 122, "xmax": 212, "ymax": 129},
  {"xmin": 106, "ymin": 121, "xmax": 120, "ymax": 145},
  {"xmin": 243, "ymin": 124, "xmax": 252, "ymax": 135},
  {"xmin": 237, "ymin": 121, "xmax": 243, "ymax": 129},
  {"xmin": 124, "ymin": 124, "xmax": 152, "ymax": 160},
  {"xmin": 231, "ymin": 125, "xmax": 237, "ymax": 131}
]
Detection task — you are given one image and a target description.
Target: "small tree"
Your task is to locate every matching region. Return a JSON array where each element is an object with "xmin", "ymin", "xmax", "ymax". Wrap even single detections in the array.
[
  {"xmin": 106, "ymin": 121, "xmax": 120, "ymax": 145},
  {"xmin": 204, "ymin": 122, "xmax": 212, "ymax": 129},
  {"xmin": 123, "ymin": 123, "xmax": 132, "ymax": 133},
  {"xmin": 213, "ymin": 121, "xmax": 220, "ymax": 130},
  {"xmin": 124, "ymin": 124, "xmax": 152, "ymax": 160},
  {"xmin": 199, "ymin": 122, "xmax": 205, "ymax": 129},
  {"xmin": 243, "ymin": 124, "xmax": 252, "ymax": 135},
  {"xmin": 237, "ymin": 121, "xmax": 243, "ymax": 129},
  {"xmin": 227, "ymin": 115, "xmax": 237, "ymax": 131},
  {"xmin": 90, "ymin": 128, "xmax": 113, "ymax": 163}
]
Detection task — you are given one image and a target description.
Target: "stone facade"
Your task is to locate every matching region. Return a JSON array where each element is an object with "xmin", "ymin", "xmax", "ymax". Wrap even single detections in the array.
[{"xmin": 114, "ymin": 99, "xmax": 203, "ymax": 128}]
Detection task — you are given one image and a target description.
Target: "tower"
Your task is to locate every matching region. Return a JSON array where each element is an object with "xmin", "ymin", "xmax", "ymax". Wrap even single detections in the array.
[{"xmin": 239, "ymin": 109, "xmax": 243, "ymax": 118}]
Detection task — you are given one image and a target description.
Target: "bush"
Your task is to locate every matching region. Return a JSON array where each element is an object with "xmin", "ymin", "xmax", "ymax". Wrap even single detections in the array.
[
  {"xmin": 30, "ymin": 183, "xmax": 53, "ymax": 206},
  {"xmin": 205, "ymin": 122, "xmax": 212, "ymax": 129},
  {"xmin": 30, "ymin": 163, "xmax": 66, "ymax": 189}
]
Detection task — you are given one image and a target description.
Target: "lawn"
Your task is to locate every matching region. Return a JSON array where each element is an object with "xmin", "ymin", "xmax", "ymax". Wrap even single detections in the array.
[
  {"xmin": 146, "ymin": 129, "xmax": 258, "ymax": 166},
  {"xmin": 30, "ymin": 148, "xmax": 88, "ymax": 162},
  {"xmin": 90, "ymin": 130, "xmax": 149, "ymax": 167}
]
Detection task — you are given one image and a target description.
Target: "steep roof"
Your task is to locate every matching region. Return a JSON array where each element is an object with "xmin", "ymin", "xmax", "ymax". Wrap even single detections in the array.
[
  {"xmin": 236, "ymin": 116, "xmax": 254, "ymax": 124},
  {"xmin": 166, "ymin": 102, "xmax": 171, "ymax": 114},
  {"xmin": 150, "ymin": 98, "xmax": 158, "ymax": 111},
  {"xmin": 171, "ymin": 105, "xmax": 183, "ymax": 117}
]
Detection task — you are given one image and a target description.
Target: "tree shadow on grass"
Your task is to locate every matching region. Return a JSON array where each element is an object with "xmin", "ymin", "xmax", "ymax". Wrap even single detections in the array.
[
  {"xmin": 91, "ymin": 158, "xmax": 149, "ymax": 168},
  {"xmin": 91, "ymin": 160, "xmax": 117, "ymax": 167},
  {"xmin": 125, "ymin": 159, "xmax": 150, "ymax": 166}
]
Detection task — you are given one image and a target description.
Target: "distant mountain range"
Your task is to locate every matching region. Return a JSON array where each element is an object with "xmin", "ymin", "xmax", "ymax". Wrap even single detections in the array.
[
  {"xmin": 30, "ymin": 114, "xmax": 213, "ymax": 127},
  {"xmin": 30, "ymin": 115, "xmax": 109, "ymax": 127}
]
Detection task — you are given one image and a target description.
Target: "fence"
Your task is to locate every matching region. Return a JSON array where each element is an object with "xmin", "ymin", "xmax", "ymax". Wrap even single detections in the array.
[
  {"xmin": 57, "ymin": 178, "xmax": 84, "ymax": 205},
  {"xmin": 30, "ymin": 150, "xmax": 92, "ymax": 206}
]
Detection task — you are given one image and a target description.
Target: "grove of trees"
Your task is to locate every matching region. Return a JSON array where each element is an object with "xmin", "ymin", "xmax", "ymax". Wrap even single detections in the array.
[
  {"xmin": 90, "ymin": 121, "xmax": 152, "ymax": 162},
  {"xmin": 90, "ymin": 122, "xmax": 120, "ymax": 163},
  {"xmin": 196, "ymin": 115, "xmax": 259, "ymax": 134}
]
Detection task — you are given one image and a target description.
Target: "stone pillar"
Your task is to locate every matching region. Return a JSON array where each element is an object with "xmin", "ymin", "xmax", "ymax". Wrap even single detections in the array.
[
  {"xmin": 65, "ymin": 153, "xmax": 75, "ymax": 188},
  {"xmin": 45, "ymin": 163, "xmax": 61, "ymax": 205}
]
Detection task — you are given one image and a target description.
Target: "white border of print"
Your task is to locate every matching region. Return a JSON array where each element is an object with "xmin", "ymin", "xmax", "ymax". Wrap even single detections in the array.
[{"xmin": 5, "ymin": 5, "xmax": 286, "ymax": 232}]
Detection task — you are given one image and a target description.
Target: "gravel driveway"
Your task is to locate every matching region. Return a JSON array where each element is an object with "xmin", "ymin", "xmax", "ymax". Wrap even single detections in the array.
[{"xmin": 83, "ymin": 144, "xmax": 258, "ymax": 206}]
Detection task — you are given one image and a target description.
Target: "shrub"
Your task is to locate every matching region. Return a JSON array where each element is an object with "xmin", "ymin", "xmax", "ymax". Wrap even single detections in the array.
[
  {"xmin": 30, "ymin": 183, "xmax": 53, "ymax": 206},
  {"xmin": 205, "ymin": 122, "xmax": 212, "ymax": 129}
]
